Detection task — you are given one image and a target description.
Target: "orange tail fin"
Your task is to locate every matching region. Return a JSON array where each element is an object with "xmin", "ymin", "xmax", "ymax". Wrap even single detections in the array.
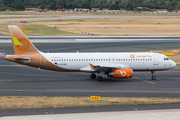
[{"xmin": 8, "ymin": 25, "xmax": 39, "ymax": 55}]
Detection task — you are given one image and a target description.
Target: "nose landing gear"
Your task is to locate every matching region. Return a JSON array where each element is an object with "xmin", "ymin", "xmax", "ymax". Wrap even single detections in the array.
[{"xmin": 151, "ymin": 71, "xmax": 156, "ymax": 80}]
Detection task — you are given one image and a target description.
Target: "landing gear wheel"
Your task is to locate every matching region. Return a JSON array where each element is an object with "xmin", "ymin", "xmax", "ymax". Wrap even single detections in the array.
[
  {"xmin": 97, "ymin": 76, "xmax": 103, "ymax": 81},
  {"xmin": 151, "ymin": 71, "xmax": 156, "ymax": 80},
  {"xmin": 90, "ymin": 73, "xmax": 96, "ymax": 79},
  {"xmin": 152, "ymin": 76, "xmax": 156, "ymax": 80}
]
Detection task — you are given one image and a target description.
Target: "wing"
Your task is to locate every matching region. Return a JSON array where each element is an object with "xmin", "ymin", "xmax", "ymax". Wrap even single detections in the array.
[{"xmin": 80, "ymin": 63, "xmax": 131, "ymax": 72}]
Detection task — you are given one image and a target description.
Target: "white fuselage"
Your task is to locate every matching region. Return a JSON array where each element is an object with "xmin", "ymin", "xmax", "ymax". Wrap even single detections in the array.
[{"xmin": 42, "ymin": 52, "xmax": 176, "ymax": 71}]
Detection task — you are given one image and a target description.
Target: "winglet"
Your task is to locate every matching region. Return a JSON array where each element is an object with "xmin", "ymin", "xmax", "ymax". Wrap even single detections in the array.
[{"xmin": 89, "ymin": 63, "xmax": 94, "ymax": 68}]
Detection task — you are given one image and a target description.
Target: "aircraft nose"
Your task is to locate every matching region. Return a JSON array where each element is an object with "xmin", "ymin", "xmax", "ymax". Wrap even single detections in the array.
[{"xmin": 171, "ymin": 61, "xmax": 176, "ymax": 68}]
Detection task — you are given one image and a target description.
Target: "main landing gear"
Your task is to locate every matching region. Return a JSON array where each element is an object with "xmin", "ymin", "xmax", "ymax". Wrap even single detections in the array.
[
  {"xmin": 90, "ymin": 73, "xmax": 96, "ymax": 79},
  {"xmin": 151, "ymin": 71, "xmax": 156, "ymax": 80},
  {"xmin": 90, "ymin": 73, "xmax": 103, "ymax": 81},
  {"xmin": 97, "ymin": 76, "xmax": 103, "ymax": 81}
]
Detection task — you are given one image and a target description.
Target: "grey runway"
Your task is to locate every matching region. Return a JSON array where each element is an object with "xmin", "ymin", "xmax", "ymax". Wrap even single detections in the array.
[
  {"xmin": 0, "ymin": 104, "xmax": 180, "ymax": 117},
  {"xmin": 0, "ymin": 15, "xmax": 179, "ymax": 22},
  {"xmin": 0, "ymin": 39, "xmax": 180, "ymax": 117},
  {"xmin": 0, "ymin": 40, "xmax": 180, "ymax": 97},
  {"xmin": 0, "ymin": 66, "xmax": 180, "ymax": 97}
]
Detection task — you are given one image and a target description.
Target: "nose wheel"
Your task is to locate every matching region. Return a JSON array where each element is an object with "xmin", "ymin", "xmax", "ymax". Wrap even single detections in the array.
[
  {"xmin": 152, "ymin": 76, "xmax": 156, "ymax": 80},
  {"xmin": 151, "ymin": 71, "xmax": 156, "ymax": 80}
]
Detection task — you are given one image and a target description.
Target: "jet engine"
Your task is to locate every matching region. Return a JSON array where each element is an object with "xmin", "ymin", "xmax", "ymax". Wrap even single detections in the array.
[{"xmin": 107, "ymin": 69, "xmax": 133, "ymax": 78}]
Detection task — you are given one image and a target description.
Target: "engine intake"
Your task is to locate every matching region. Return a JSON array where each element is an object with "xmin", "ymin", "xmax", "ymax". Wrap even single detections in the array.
[{"xmin": 108, "ymin": 69, "xmax": 133, "ymax": 78}]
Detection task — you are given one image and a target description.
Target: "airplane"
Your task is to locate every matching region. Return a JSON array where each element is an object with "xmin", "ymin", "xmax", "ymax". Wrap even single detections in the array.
[{"xmin": 5, "ymin": 25, "xmax": 176, "ymax": 81}]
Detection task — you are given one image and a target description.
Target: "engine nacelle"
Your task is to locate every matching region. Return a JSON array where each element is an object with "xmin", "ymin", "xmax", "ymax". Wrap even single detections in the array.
[{"xmin": 108, "ymin": 69, "xmax": 133, "ymax": 78}]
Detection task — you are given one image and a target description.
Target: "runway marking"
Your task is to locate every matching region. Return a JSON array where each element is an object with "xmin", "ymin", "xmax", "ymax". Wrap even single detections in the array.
[
  {"xmin": 145, "ymin": 75, "xmax": 174, "ymax": 84},
  {"xmin": 133, "ymin": 77, "xmax": 155, "ymax": 84}
]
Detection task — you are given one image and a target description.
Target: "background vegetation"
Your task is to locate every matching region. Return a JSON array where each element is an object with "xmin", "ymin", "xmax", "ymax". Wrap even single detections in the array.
[{"xmin": 0, "ymin": 0, "xmax": 180, "ymax": 10}]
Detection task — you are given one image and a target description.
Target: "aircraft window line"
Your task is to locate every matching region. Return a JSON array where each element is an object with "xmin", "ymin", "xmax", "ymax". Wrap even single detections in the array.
[{"xmin": 53, "ymin": 57, "xmax": 155, "ymax": 62}]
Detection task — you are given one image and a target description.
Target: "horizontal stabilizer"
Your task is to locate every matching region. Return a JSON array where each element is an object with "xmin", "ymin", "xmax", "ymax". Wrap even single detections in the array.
[{"xmin": 13, "ymin": 57, "xmax": 31, "ymax": 63}]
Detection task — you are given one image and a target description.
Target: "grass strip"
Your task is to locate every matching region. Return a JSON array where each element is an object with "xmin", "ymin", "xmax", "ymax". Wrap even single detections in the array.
[
  {"xmin": 0, "ymin": 96, "xmax": 180, "ymax": 109},
  {"xmin": 1, "ymin": 17, "xmax": 180, "ymax": 36}
]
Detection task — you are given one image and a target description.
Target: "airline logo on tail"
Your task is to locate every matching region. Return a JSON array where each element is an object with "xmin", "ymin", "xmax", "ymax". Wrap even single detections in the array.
[{"xmin": 13, "ymin": 37, "xmax": 30, "ymax": 52}]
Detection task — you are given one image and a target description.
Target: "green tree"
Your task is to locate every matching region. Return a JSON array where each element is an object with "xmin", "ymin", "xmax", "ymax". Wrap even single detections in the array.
[
  {"xmin": 14, "ymin": 3, "xmax": 25, "ymax": 9},
  {"xmin": 56, "ymin": 0, "xmax": 67, "ymax": 9},
  {"xmin": 49, "ymin": 3, "xmax": 56, "ymax": 10},
  {"xmin": 40, "ymin": 3, "xmax": 45, "ymax": 9},
  {"xmin": 81, "ymin": 3, "xmax": 91, "ymax": 9},
  {"xmin": 176, "ymin": 2, "xmax": 180, "ymax": 10},
  {"xmin": 125, "ymin": 2, "xmax": 134, "ymax": 10},
  {"xmin": 109, "ymin": 3, "xmax": 119, "ymax": 10},
  {"xmin": 167, "ymin": 7, "xmax": 174, "ymax": 11}
]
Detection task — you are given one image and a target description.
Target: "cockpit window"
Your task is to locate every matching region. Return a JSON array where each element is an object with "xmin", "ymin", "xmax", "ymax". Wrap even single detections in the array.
[{"xmin": 164, "ymin": 57, "xmax": 170, "ymax": 61}]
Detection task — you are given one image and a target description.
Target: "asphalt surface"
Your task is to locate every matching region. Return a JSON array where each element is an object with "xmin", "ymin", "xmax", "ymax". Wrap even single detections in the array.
[
  {"xmin": 0, "ymin": 104, "xmax": 180, "ymax": 117},
  {"xmin": 0, "ymin": 40, "xmax": 180, "ymax": 97},
  {"xmin": 0, "ymin": 15, "xmax": 179, "ymax": 22},
  {"xmin": 0, "ymin": 40, "xmax": 180, "ymax": 116}
]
